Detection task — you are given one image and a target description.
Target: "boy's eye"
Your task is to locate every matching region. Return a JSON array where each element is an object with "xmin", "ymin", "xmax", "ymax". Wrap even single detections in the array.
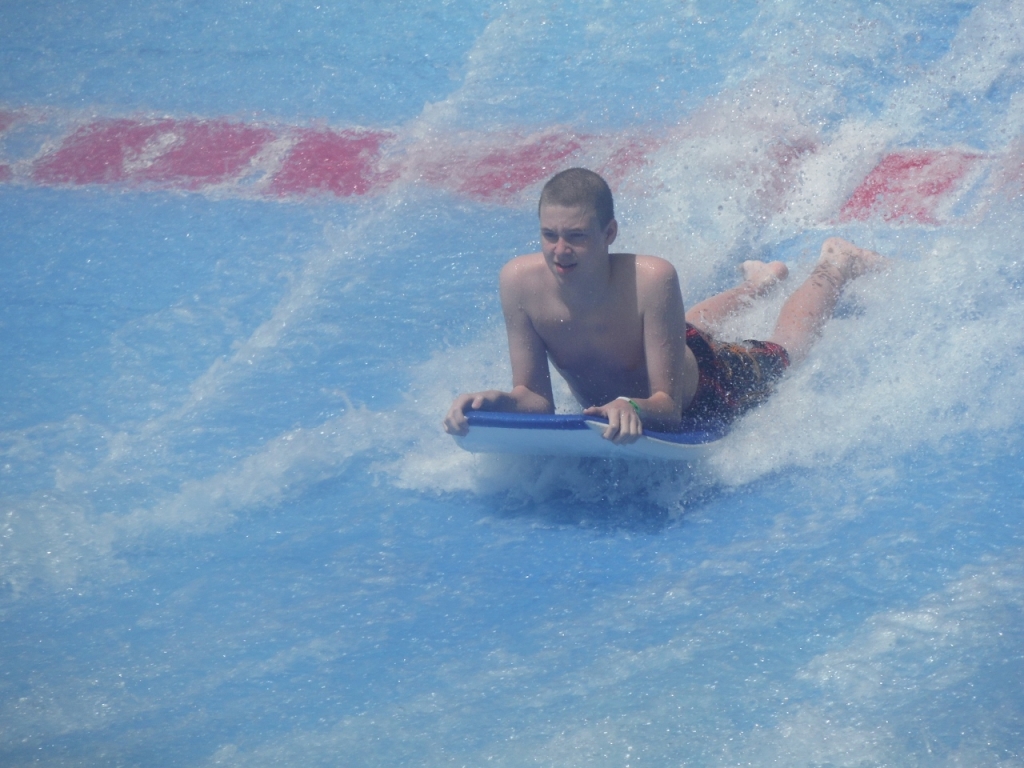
[{"xmin": 541, "ymin": 230, "xmax": 587, "ymax": 243}]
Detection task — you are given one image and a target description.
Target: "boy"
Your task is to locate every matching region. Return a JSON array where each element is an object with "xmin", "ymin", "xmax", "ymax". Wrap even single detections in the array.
[{"xmin": 443, "ymin": 168, "xmax": 885, "ymax": 444}]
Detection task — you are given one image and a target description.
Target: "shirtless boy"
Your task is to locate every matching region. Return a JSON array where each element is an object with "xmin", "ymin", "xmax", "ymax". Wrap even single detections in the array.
[{"xmin": 443, "ymin": 168, "xmax": 886, "ymax": 444}]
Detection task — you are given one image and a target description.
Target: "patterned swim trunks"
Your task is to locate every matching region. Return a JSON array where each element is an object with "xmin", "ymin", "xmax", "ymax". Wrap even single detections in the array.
[{"xmin": 684, "ymin": 323, "xmax": 790, "ymax": 427}]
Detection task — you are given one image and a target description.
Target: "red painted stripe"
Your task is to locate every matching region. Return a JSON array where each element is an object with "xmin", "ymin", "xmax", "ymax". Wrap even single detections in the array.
[
  {"xmin": 443, "ymin": 134, "xmax": 582, "ymax": 201},
  {"xmin": 31, "ymin": 118, "xmax": 275, "ymax": 188},
  {"xmin": 134, "ymin": 120, "xmax": 275, "ymax": 188},
  {"xmin": 32, "ymin": 119, "xmax": 174, "ymax": 184},
  {"xmin": 597, "ymin": 135, "xmax": 663, "ymax": 182},
  {"xmin": 268, "ymin": 128, "xmax": 395, "ymax": 197},
  {"xmin": 0, "ymin": 110, "xmax": 18, "ymax": 134},
  {"xmin": 5, "ymin": 108, "xmax": 1003, "ymax": 227},
  {"xmin": 839, "ymin": 149, "xmax": 983, "ymax": 225},
  {"xmin": 18, "ymin": 114, "xmax": 665, "ymax": 203}
]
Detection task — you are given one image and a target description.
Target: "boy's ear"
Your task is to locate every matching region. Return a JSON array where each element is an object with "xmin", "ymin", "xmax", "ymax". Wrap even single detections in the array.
[{"xmin": 604, "ymin": 218, "xmax": 618, "ymax": 246}]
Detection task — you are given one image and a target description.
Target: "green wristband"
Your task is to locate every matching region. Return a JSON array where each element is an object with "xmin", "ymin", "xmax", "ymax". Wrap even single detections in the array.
[{"xmin": 616, "ymin": 396, "xmax": 642, "ymax": 420}]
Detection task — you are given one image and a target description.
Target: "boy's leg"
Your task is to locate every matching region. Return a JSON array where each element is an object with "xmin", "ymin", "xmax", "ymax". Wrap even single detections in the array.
[
  {"xmin": 769, "ymin": 237, "xmax": 888, "ymax": 365},
  {"xmin": 685, "ymin": 260, "xmax": 789, "ymax": 333}
]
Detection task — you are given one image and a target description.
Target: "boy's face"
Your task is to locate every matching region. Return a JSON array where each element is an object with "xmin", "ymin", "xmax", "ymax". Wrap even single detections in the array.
[{"xmin": 539, "ymin": 203, "xmax": 618, "ymax": 280}]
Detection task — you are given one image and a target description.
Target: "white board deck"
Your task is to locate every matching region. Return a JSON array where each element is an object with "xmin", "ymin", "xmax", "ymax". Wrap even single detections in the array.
[{"xmin": 453, "ymin": 412, "xmax": 727, "ymax": 461}]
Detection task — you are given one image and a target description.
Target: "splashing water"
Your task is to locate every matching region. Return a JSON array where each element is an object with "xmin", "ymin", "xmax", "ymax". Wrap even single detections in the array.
[{"xmin": 2, "ymin": 0, "xmax": 1023, "ymax": 765}]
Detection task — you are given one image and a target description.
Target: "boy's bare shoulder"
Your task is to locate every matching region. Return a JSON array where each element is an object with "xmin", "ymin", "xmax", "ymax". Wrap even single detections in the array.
[
  {"xmin": 628, "ymin": 254, "xmax": 684, "ymax": 313},
  {"xmin": 633, "ymin": 253, "xmax": 679, "ymax": 280},
  {"xmin": 499, "ymin": 253, "xmax": 548, "ymax": 290},
  {"xmin": 618, "ymin": 253, "xmax": 681, "ymax": 293},
  {"xmin": 501, "ymin": 252, "xmax": 545, "ymax": 273}
]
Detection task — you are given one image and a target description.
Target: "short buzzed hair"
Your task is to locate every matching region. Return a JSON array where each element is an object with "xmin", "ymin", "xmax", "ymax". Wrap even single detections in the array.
[{"xmin": 538, "ymin": 168, "xmax": 615, "ymax": 229}]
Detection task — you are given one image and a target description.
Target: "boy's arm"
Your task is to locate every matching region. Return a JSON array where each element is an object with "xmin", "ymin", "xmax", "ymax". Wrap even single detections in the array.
[
  {"xmin": 637, "ymin": 258, "xmax": 692, "ymax": 428},
  {"xmin": 583, "ymin": 257, "xmax": 693, "ymax": 441},
  {"xmin": 501, "ymin": 258, "xmax": 556, "ymax": 412},
  {"xmin": 443, "ymin": 258, "xmax": 554, "ymax": 436}
]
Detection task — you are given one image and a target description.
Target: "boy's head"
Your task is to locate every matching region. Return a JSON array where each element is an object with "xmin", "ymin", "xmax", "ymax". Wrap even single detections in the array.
[{"xmin": 538, "ymin": 168, "xmax": 615, "ymax": 229}]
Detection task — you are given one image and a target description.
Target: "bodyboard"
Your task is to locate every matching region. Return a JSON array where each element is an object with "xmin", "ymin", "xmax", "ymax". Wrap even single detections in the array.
[{"xmin": 453, "ymin": 412, "xmax": 727, "ymax": 461}]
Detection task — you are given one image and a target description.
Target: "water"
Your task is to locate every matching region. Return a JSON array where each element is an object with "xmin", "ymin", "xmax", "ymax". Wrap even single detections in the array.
[{"xmin": 2, "ymin": 0, "xmax": 1023, "ymax": 765}]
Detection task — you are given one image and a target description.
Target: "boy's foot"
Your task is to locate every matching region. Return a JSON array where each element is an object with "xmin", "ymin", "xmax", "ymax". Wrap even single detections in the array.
[
  {"xmin": 741, "ymin": 260, "xmax": 789, "ymax": 293},
  {"xmin": 818, "ymin": 237, "xmax": 890, "ymax": 281}
]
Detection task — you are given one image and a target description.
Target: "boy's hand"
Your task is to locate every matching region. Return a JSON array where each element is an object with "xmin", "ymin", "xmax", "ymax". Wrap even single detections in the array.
[
  {"xmin": 583, "ymin": 399, "xmax": 643, "ymax": 444},
  {"xmin": 443, "ymin": 391, "xmax": 506, "ymax": 436}
]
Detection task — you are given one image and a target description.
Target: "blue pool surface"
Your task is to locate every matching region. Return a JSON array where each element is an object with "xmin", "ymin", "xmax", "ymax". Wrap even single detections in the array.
[{"xmin": 2, "ymin": 1, "xmax": 1023, "ymax": 765}]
